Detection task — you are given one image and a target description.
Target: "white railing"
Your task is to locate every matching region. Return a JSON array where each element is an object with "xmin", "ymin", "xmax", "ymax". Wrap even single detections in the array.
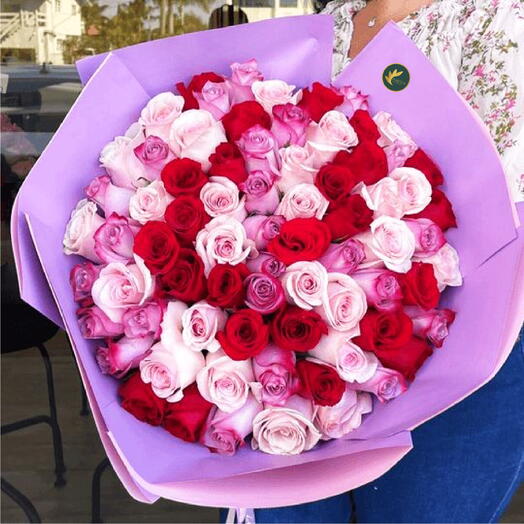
[{"xmin": 0, "ymin": 11, "xmax": 47, "ymax": 42}]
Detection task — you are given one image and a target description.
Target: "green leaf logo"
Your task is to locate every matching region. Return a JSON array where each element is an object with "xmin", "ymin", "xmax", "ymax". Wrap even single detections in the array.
[{"xmin": 382, "ymin": 64, "xmax": 410, "ymax": 91}]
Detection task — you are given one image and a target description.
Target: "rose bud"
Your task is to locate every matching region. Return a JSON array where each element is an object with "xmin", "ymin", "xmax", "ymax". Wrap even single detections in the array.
[
  {"xmin": 405, "ymin": 306, "xmax": 456, "ymax": 348},
  {"xmin": 347, "ymin": 366, "xmax": 407, "ymax": 403},
  {"xmin": 404, "ymin": 218, "xmax": 446, "ymax": 258},
  {"xmin": 77, "ymin": 306, "xmax": 124, "ymax": 339},
  {"xmin": 85, "ymin": 175, "xmax": 134, "ymax": 218},
  {"xmin": 201, "ymin": 395, "xmax": 262, "ymax": 455},
  {"xmin": 252, "ymin": 345, "xmax": 300, "ymax": 406},
  {"xmin": 243, "ymin": 215, "xmax": 286, "ymax": 250},
  {"xmin": 70, "ymin": 262, "xmax": 101, "ymax": 303},
  {"xmin": 206, "ymin": 263, "xmax": 250, "ymax": 309},
  {"xmin": 208, "ymin": 142, "xmax": 249, "ymax": 185},
  {"xmin": 181, "ymin": 301, "xmax": 225, "ymax": 353},
  {"xmin": 271, "ymin": 103, "xmax": 310, "ymax": 147},
  {"xmin": 315, "ymin": 386, "xmax": 373, "ymax": 440},
  {"xmin": 319, "ymin": 239, "xmax": 365, "ymax": 275},
  {"xmin": 400, "ymin": 262, "xmax": 440, "ymax": 311},
  {"xmin": 246, "ymin": 252, "xmax": 286, "ymax": 278},
  {"xmin": 244, "ymin": 272, "xmax": 285, "ymax": 315},
  {"xmin": 94, "ymin": 213, "xmax": 136, "ymax": 264},
  {"xmin": 96, "ymin": 335, "xmax": 154, "ymax": 378},
  {"xmin": 129, "ymin": 180, "xmax": 174, "ymax": 225},
  {"xmin": 296, "ymin": 359, "xmax": 345, "ymax": 407},
  {"xmin": 122, "ymin": 301, "xmax": 163, "ymax": 339},
  {"xmin": 352, "ymin": 268, "xmax": 403, "ymax": 311},
  {"xmin": 118, "ymin": 371, "xmax": 167, "ymax": 426}
]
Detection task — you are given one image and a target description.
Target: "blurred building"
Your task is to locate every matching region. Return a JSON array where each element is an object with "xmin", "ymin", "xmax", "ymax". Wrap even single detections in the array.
[{"xmin": 238, "ymin": 0, "xmax": 313, "ymax": 23}]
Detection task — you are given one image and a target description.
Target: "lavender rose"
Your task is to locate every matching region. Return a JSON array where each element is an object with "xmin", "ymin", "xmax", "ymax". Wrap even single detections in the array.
[{"xmin": 244, "ymin": 272, "xmax": 285, "ymax": 314}]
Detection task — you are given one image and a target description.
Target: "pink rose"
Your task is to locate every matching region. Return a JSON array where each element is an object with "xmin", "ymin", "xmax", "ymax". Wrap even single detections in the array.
[
  {"xmin": 246, "ymin": 252, "xmax": 286, "ymax": 278},
  {"xmin": 195, "ymin": 216, "xmax": 257, "ymax": 275},
  {"xmin": 77, "ymin": 306, "xmax": 124, "ymax": 338},
  {"xmin": 237, "ymin": 125, "xmax": 280, "ymax": 175},
  {"xmin": 139, "ymin": 92, "xmax": 184, "ymax": 142},
  {"xmin": 282, "ymin": 261, "xmax": 328, "ymax": 310},
  {"xmin": 389, "ymin": 167, "xmax": 432, "ymax": 215},
  {"xmin": 277, "ymin": 145, "xmax": 316, "ymax": 193},
  {"xmin": 85, "ymin": 175, "xmax": 133, "ymax": 218},
  {"xmin": 385, "ymin": 141, "xmax": 418, "ymax": 172},
  {"xmin": 244, "ymin": 272, "xmax": 285, "ymax": 314},
  {"xmin": 348, "ymin": 366, "xmax": 407, "ymax": 403},
  {"xmin": 200, "ymin": 176, "xmax": 246, "ymax": 221},
  {"xmin": 251, "ymin": 80, "xmax": 297, "ymax": 113},
  {"xmin": 252, "ymin": 345, "xmax": 299, "ymax": 406},
  {"xmin": 194, "ymin": 81, "xmax": 231, "ymax": 120},
  {"xmin": 181, "ymin": 301, "xmax": 226, "ymax": 353},
  {"xmin": 416, "ymin": 243, "xmax": 462, "ymax": 290},
  {"xmin": 405, "ymin": 306, "xmax": 456, "ymax": 348},
  {"xmin": 336, "ymin": 85, "xmax": 369, "ymax": 118},
  {"xmin": 271, "ymin": 103, "xmax": 310, "ymax": 147},
  {"xmin": 405, "ymin": 218, "xmax": 446, "ymax": 258},
  {"xmin": 196, "ymin": 350, "xmax": 255, "ymax": 413},
  {"xmin": 169, "ymin": 109, "xmax": 226, "ymax": 171},
  {"xmin": 314, "ymin": 386, "xmax": 372, "ymax": 439},
  {"xmin": 359, "ymin": 177, "xmax": 404, "ymax": 219},
  {"xmin": 91, "ymin": 257, "xmax": 154, "ymax": 322},
  {"xmin": 133, "ymin": 135, "xmax": 174, "ymax": 176},
  {"xmin": 70, "ymin": 262, "xmax": 101, "ymax": 303},
  {"xmin": 276, "ymin": 183, "xmax": 329, "ymax": 220},
  {"xmin": 96, "ymin": 335, "xmax": 154, "ymax": 378},
  {"xmin": 122, "ymin": 301, "xmax": 163, "ymax": 339},
  {"xmin": 319, "ymin": 239, "xmax": 365, "ymax": 274},
  {"xmin": 129, "ymin": 180, "xmax": 174, "ymax": 224},
  {"xmin": 251, "ymin": 395, "xmax": 321, "ymax": 455},
  {"xmin": 230, "ymin": 59, "xmax": 263, "ymax": 87},
  {"xmin": 352, "ymin": 268, "xmax": 403, "ymax": 311},
  {"xmin": 93, "ymin": 213, "xmax": 135, "ymax": 264},
  {"xmin": 140, "ymin": 341, "xmax": 205, "ymax": 402},
  {"xmin": 243, "ymin": 215, "xmax": 285, "ymax": 250},
  {"xmin": 201, "ymin": 395, "xmax": 262, "ymax": 455},
  {"xmin": 242, "ymin": 169, "xmax": 280, "ymax": 214},
  {"xmin": 63, "ymin": 199, "xmax": 104, "ymax": 262}
]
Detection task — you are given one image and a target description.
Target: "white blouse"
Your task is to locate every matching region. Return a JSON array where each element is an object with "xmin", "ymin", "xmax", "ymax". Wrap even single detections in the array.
[{"xmin": 322, "ymin": 0, "xmax": 524, "ymax": 202}]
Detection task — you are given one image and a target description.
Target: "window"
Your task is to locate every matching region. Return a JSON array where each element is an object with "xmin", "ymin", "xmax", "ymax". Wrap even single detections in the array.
[
  {"xmin": 72, "ymin": 3, "xmax": 77, "ymax": 15},
  {"xmin": 280, "ymin": 0, "xmax": 298, "ymax": 6},
  {"xmin": 55, "ymin": 0, "xmax": 61, "ymax": 12},
  {"xmin": 239, "ymin": 0, "xmax": 275, "ymax": 7}
]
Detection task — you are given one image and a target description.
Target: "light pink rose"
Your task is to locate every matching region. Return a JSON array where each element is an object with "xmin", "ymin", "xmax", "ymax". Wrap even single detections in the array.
[
  {"xmin": 244, "ymin": 272, "xmax": 285, "ymax": 314},
  {"xmin": 200, "ymin": 176, "xmax": 246, "ymax": 221},
  {"xmin": 201, "ymin": 395, "xmax": 262, "ymax": 455},
  {"xmin": 276, "ymin": 183, "xmax": 329, "ymax": 220},
  {"xmin": 251, "ymin": 395, "xmax": 321, "ymax": 455},
  {"xmin": 129, "ymin": 180, "xmax": 174, "ymax": 225},
  {"xmin": 385, "ymin": 140, "xmax": 418, "ymax": 172},
  {"xmin": 237, "ymin": 125, "xmax": 280, "ymax": 175},
  {"xmin": 93, "ymin": 213, "xmax": 135, "ymax": 264},
  {"xmin": 228, "ymin": 59, "xmax": 263, "ymax": 104},
  {"xmin": 242, "ymin": 170, "xmax": 280, "ymax": 215},
  {"xmin": 319, "ymin": 239, "xmax": 365, "ymax": 275},
  {"xmin": 352, "ymin": 268, "xmax": 403, "ymax": 311},
  {"xmin": 77, "ymin": 306, "xmax": 124, "ymax": 339},
  {"xmin": 96, "ymin": 335, "xmax": 154, "ymax": 378},
  {"xmin": 196, "ymin": 350, "xmax": 255, "ymax": 413},
  {"xmin": 277, "ymin": 145, "xmax": 317, "ymax": 193},
  {"xmin": 348, "ymin": 366, "xmax": 407, "ymax": 403},
  {"xmin": 389, "ymin": 167, "xmax": 432, "ymax": 215},
  {"xmin": 99, "ymin": 123, "xmax": 150, "ymax": 189},
  {"xmin": 405, "ymin": 218, "xmax": 446, "ymax": 258},
  {"xmin": 133, "ymin": 135, "xmax": 174, "ymax": 177},
  {"xmin": 181, "ymin": 301, "xmax": 225, "ymax": 353},
  {"xmin": 252, "ymin": 80, "xmax": 297, "ymax": 113},
  {"xmin": 416, "ymin": 243, "xmax": 462, "ymax": 290},
  {"xmin": 252, "ymin": 345, "xmax": 299, "ymax": 406},
  {"xmin": 85, "ymin": 175, "xmax": 134, "ymax": 218},
  {"xmin": 243, "ymin": 215, "xmax": 285, "ymax": 250},
  {"xmin": 316, "ymin": 272, "xmax": 367, "ymax": 335},
  {"xmin": 405, "ymin": 306, "xmax": 456, "ymax": 348},
  {"xmin": 91, "ymin": 257, "xmax": 154, "ymax": 322},
  {"xmin": 194, "ymin": 81, "xmax": 231, "ymax": 120},
  {"xmin": 282, "ymin": 261, "xmax": 328, "ymax": 310},
  {"xmin": 314, "ymin": 386, "xmax": 372, "ymax": 439},
  {"xmin": 70, "ymin": 262, "xmax": 101, "ymax": 303},
  {"xmin": 140, "ymin": 341, "xmax": 204, "ymax": 402},
  {"xmin": 195, "ymin": 216, "xmax": 257, "ymax": 275},
  {"xmin": 63, "ymin": 199, "xmax": 105, "ymax": 262},
  {"xmin": 310, "ymin": 334, "xmax": 378, "ymax": 383},
  {"xmin": 246, "ymin": 252, "xmax": 286, "ymax": 278},
  {"xmin": 306, "ymin": 110, "xmax": 358, "ymax": 167},
  {"xmin": 271, "ymin": 103, "xmax": 310, "ymax": 147},
  {"xmin": 139, "ymin": 92, "xmax": 184, "ymax": 142},
  {"xmin": 122, "ymin": 301, "xmax": 163, "ymax": 339},
  {"xmin": 336, "ymin": 85, "xmax": 369, "ymax": 118},
  {"xmin": 359, "ymin": 177, "xmax": 404, "ymax": 219},
  {"xmin": 169, "ymin": 109, "xmax": 226, "ymax": 171}
]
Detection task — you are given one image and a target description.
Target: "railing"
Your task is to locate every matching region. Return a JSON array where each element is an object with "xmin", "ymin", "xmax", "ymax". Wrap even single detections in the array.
[{"xmin": 0, "ymin": 11, "xmax": 47, "ymax": 42}]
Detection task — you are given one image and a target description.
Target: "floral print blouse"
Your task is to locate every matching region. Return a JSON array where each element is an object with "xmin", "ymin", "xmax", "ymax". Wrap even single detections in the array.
[{"xmin": 322, "ymin": 0, "xmax": 524, "ymax": 202}]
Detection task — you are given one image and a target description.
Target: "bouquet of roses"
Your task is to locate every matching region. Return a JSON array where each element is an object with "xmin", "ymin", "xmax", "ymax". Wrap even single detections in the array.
[{"xmin": 64, "ymin": 59, "xmax": 460, "ymax": 456}]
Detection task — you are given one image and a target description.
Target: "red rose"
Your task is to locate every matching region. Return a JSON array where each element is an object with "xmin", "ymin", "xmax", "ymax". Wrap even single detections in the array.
[
  {"xmin": 133, "ymin": 221, "xmax": 180, "ymax": 275},
  {"xmin": 162, "ymin": 383, "xmax": 214, "ymax": 442},
  {"xmin": 176, "ymin": 71, "xmax": 224, "ymax": 111},
  {"xmin": 401, "ymin": 262, "xmax": 440, "ymax": 311},
  {"xmin": 410, "ymin": 188, "xmax": 457, "ymax": 230},
  {"xmin": 161, "ymin": 158, "xmax": 208, "ymax": 197},
  {"xmin": 323, "ymin": 194, "xmax": 373, "ymax": 241},
  {"xmin": 221, "ymin": 101, "xmax": 272, "ymax": 141},
  {"xmin": 208, "ymin": 142, "xmax": 249, "ymax": 184},
  {"xmin": 296, "ymin": 359, "xmax": 345, "ymax": 406},
  {"xmin": 314, "ymin": 163, "xmax": 356, "ymax": 204},
  {"xmin": 332, "ymin": 142, "xmax": 388, "ymax": 185},
  {"xmin": 268, "ymin": 218, "xmax": 331, "ymax": 265},
  {"xmin": 373, "ymin": 336, "xmax": 433, "ymax": 381},
  {"xmin": 270, "ymin": 305, "xmax": 328, "ymax": 352},
  {"xmin": 298, "ymin": 82, "xmax": 344, "ymax": 122},
  {"xmin": 349, "ymin": 110, "xmax": 381, "ymax": 143},
  {"xmin": 164, "ymin": 196, "xmax": 210, "ymax": 245},
  {"xmin": 119, "ymin": 372, "xmax": 166, "ymax": 426},
  {"xmin": 404, "ymin": 148, "xmax": 444, "ymax": 187},
  {"xmin": 156, "ymin": 248, "xmax": 207, "ymax": 303},
  {"xmin": 217, "ymin": 309, "xmax": 269, "ymax": 360},
  {"xmin": 207, "ymin": 263, "xmax": 250, "ymax": 309},
  {"xmin": 353, "ymin": 309, "xmax": 413, "ymax": 351}
]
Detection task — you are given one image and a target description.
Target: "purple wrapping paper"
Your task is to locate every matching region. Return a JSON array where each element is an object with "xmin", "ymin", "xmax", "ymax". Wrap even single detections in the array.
[{"xmin": 11, "ymin": 18, "xmax": 524, "ymax": 507}]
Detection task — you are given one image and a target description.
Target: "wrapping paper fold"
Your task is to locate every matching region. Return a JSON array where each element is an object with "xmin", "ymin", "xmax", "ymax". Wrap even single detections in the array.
[{"xmin": 11, "ymin": 18, "xmax": 524, "ymax": 507}]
